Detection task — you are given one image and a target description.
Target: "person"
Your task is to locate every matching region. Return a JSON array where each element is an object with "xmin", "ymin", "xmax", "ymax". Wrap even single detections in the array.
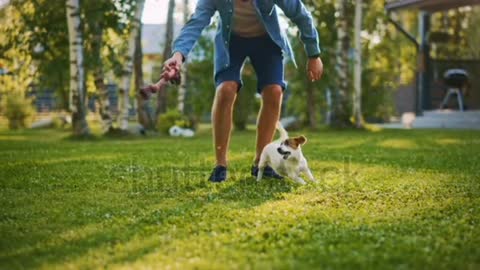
[{"xmin": 163, "ymin": 0, "xmax": 323, "ymax": 182}]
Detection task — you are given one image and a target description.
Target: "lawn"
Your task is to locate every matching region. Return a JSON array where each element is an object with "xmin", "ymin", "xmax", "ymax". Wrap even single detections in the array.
[{"xmin": 0, "ymin": 127, "xmax": 479, "ymax": 269}]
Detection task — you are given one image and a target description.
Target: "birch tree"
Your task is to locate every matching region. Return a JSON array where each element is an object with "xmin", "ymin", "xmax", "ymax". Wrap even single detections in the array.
[
  {"xmin": 332, "ymin": 0, "xmax": 352, "ymax": 127},
  {"xmin": 118, "ymin": 0, "xmax": 145, "ymax": 131},
  {"xmin": 352, "ymin": 0, "xmax": 364, "ymax": 128},
  {"xmin": 156, "ymin": 0, "xmax": 175, "ymax": 117},
  {"xmin": 178, "ymin": 0, "xmax": 190, "ymax": 113},
  {"xmin": 91, "ymin": 21, "xmax": 113, "ymax": 132},
  {"xmin": 66, "ymin": 0, "xmax": 90, "ymax": 136}
]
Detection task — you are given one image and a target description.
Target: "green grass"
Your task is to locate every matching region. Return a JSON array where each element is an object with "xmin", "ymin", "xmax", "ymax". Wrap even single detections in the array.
[{"xmin": 0, "ymin": 127, "xmax": 479, "ymax": 269}]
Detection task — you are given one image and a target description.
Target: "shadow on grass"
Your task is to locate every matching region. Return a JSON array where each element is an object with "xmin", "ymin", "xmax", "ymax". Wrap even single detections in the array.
[{"xmin": 0, "ymin": 175, "xmax": 295, "ymax": 269}]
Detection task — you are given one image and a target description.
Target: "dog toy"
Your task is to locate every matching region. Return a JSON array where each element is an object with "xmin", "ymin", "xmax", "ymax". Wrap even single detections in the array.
[
  {"xmin": 169, "ymin": 125, "xmax": 195, "ymax": 137},
  {"xmin": 139, "ymin": 61, "xmax": 181, "ymax": 100}
]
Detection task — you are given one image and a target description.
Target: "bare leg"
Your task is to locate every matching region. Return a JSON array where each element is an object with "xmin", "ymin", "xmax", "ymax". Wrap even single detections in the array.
[
  {"xmin": 212, "ymin": 82, "xmax": 238, "ymax": 167},
  {"xmin": 255, "ymin": 85, "xmax": 283, "ymax": 164}
]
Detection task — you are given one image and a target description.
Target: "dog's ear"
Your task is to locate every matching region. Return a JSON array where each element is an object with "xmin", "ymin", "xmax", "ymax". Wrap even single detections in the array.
[{"xmin": 294, "ymin": 135, "xmax": 307, "ymax": 146}]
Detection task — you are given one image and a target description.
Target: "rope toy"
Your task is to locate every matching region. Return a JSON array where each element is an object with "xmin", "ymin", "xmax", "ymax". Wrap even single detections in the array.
[{"xmin": 139, "ymin": 61, "xmax": 181, "ymax": 100}]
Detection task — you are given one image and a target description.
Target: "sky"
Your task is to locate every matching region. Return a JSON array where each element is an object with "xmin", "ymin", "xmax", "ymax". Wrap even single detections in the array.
[
  {"xmin": 142, "ymin": 0, "xmax": 290, "ymax": 31},
  {"xmin": 142, "ymin": 0, "xmax": 198, "ymax": 24}
]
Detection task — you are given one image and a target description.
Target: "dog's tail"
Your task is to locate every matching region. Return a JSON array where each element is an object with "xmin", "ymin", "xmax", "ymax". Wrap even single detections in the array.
[{"xmin": 276, "ymin": 121, "xmax": 289, "ymax": 140}]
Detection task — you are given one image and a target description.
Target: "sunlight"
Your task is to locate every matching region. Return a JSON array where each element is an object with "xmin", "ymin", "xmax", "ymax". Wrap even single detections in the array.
[
  {"xmin": 142, "ymin": 0, "xmax": 198, "ymax": 24},
  {"xmin": 378, "ymin": 139, "xmax": 417, "ymax": 149}
]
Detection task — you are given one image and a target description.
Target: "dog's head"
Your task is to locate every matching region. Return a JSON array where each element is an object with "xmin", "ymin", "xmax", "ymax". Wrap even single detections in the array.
[{"xmin": 277, "ymin": 135, "xmax": 307, "ymax": 160}]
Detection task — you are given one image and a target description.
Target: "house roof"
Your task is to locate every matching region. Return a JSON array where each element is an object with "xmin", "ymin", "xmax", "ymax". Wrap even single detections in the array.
[
  {"xmin": 142, "ymin": 22, "xmax": 217, "ymax": 55},
  {"xmin": 386, "ymin": 0, "xmax": 480, "ymax": 12},
  {"xmin": 142, "ymin": 24, "xmax": 182, "ymax": 55},
  {"xmin": 0, "ymin": 0, "xmax": 9, "ymax": 9}
]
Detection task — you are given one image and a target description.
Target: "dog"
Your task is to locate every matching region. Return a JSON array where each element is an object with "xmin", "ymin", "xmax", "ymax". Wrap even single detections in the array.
[{"xmin": 257, "ymin": 122, "xmax": 316, "ymax": 185}]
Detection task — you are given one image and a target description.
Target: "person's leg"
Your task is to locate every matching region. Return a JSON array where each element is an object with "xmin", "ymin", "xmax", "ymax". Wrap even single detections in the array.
[
  {"xmin": 248, "ymin": 36, "xmax": 286, "ymax": 165},
  {"xmin": 254, "ymin": 85, "xmax": 283, "ymax": 164},
  {"xmin": 212, "ymin": 81, "xmax": 239, "ymax": 166},
  {"xmin": 210, "ymin": 33, "xmax": 248, "ymax": 170}
]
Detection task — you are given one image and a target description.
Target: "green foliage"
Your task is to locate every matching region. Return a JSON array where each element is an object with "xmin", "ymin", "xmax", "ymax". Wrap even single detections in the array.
[
  {"xmin": 0, "ymin": 128, "xmax": 479, "ymax": 268},
  {"xmin": 156, "ymin": 109, "xmax": 191, "ymax": 134},
  {"xmin": 0, "ymin": 0, "xmax": 135, "ymax": 110},
  {"xmin": 233, "ymin": 62, "xmax": 259, "ymax": 130},
  {"xmin": 297, "ymin": 0, "xmax": 419, "ymax": 122},
  {"xmin": 1, "ymin": 93, "xmax": 35, "ymax": 129},
  {"xmin": 0, "ymin": 0, "xmax": 71, "ymax": 108},
  {"xmin": 361, "ymin": 0, "xmax": 417, "ymax": 120},
  {"xmin": 185, "ymin": 28, "xmax": 217, "ymax": 121},
  {"xmin": 286, "ymin": 0, "xmax": 337, "ymax": 126},
  {"xmin": 430, "ymin": 6, "xmax": 480, "ymax": 59}
]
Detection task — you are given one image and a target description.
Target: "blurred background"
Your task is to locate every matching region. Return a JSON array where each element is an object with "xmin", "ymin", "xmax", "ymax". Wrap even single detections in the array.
[{"xmin": 0, "ymin": 0, "xmax": 479, "ymax": 135}]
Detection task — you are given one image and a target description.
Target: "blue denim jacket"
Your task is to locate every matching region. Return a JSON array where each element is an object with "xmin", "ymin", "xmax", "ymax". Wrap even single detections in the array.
[{"xmin": 172, "ymin": 0, "xmax": 321, "ymax": 75}]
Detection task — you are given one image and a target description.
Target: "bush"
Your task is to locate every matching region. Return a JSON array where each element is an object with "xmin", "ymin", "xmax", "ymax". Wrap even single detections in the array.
[
  {"xmin": 1, "ymin": 94, "xmax": 35, "ymax": 130},
  {"xmin": 156, "ymin": 110, "xmax": 191, "ymax": 135}
]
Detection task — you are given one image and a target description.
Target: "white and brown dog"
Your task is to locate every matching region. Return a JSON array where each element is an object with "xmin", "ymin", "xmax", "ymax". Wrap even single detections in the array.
[{"xmin": 257, "ymin": 122, "xmax": 316, "ymax": 185}]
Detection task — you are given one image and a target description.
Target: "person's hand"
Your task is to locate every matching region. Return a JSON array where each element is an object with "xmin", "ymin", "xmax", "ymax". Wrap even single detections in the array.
[
  {"xmin": 307, "ymin": 56, "xmax": 323, "ymax": 82},
  {"xmin": 163, "ymin": 51, "xmax": 184, "ymax": 74}
]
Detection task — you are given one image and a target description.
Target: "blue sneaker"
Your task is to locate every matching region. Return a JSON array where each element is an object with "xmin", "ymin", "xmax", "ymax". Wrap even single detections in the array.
[
  {"xmin": 251, "ymin": 165, "xmax": 284, "ymax": 180},
  {"xmin": 208, "ymin": 165, "xmax": 227, "ymax": 182}
]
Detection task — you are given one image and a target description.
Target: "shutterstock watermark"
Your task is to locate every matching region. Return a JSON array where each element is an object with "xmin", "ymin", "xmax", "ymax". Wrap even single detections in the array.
[{"xmin": 106, "ymin": 156, "xmax": 360, "ymax": 192}]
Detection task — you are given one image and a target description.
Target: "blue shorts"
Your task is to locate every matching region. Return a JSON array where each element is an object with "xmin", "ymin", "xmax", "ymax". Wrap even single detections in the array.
[{"xmin": 214, "ymin": 34, "xmax": 286, "ymax": 93}]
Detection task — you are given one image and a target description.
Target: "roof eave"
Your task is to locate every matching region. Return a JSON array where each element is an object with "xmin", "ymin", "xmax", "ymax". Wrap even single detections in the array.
[{"xmin": 386, "ymin": 0, "xmax": 480, "ymax": 12}]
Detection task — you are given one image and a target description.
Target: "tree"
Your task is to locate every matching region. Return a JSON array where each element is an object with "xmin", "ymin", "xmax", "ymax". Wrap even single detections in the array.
[
  {"xmin": 287, "ymin": 36, "xmax": 322, "ymax": 129},
  {"xmin": 286, "ymin": 0, "xmax": 337, "ymax": 128},
  {"xmin": 118, "ymin": 0, "xmax": 145, "ymax": 131},
  {"xmin": 430, "ymin": 6, "xmax": 480, "ymax": 59},
  {"xmin": 352, "ymin": 0, "xmax": 364, "ymax": 128},
  {"xmin": 157, "ymin": 0, "xmax": 175, "ymax": 117},
  {"xmin": 178, "ymin": 0, "xmax": 189, "ymax": 113},
  {"xmin": 185, "ymin": 28, "xmax": 216, "ymax": 125},
  {"xmin": 66, "ymin": 0, "xmax": 90, "ymax": 136},
  {"xmin": 135, "ymin": 18, "xmax": 155, "ymax": 130},
  {"xmin": 83, "ymin": 0, "xmax": 120, "ymax": 133},
  {"xmin": 233, "ymin": 63, "xmax": 257, "ymax": 131},
  {"xmin": 1, "ymin": 0, "xmax": 72, "ymax": 110},
  {"xmin": 1, "ymin": 0, "xmax": 137, "ymax": 134},
  {"xmin": 0, "ymin": 4, "xmax": 35, "ymax": 130},
  {"xmin": 332, "ymin": 0, "xmax": 353, "ymax": 127}
]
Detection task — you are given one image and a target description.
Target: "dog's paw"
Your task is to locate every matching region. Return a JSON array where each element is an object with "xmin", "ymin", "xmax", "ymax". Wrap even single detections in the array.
[{"xmin": 295, "ymin": 179, "xmax": 306, "ymax": 185}]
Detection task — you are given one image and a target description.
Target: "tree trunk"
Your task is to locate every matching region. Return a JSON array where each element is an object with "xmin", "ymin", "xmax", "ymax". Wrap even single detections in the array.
[
  {"xmin": 178, "ymin": 0, "xmax": 189, "ymax": 113},
  {"xmin": 66, "ymin": 0, "xmax": 90, "ymax": 136},
  {"xmin": 353, "ymin": 0, "xmax": 363, "ymax": 128},
  {"xmin": 135, "ymin": 24, "xmax": 155, "ymax": 130},
  {"xmin": 332, "ymin": 0, "xmax": 352, "ymax": 128},
  {"xmin": 157, "ymin": 0, "xmax": 175, "ymax": 117},
  {"xmin": 91, "ymin": 23, "xmax": 113, "ymax": 132},
  {"xmin": 118, "ymin": 0, "xmax": 145, "ymax": 131}
]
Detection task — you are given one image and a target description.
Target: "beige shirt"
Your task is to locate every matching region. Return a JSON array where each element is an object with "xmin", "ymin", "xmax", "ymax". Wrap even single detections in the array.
[{"xmin": 232, "ymin": 0, "xmax": 267, "ymax": 37}]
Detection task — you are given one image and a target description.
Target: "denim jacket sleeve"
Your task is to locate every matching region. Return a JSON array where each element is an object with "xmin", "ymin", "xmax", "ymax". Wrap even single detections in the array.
[
  {"xmin": 172, "ymin": 0, "xmax": 216, "ymax": 59},
  {"xmin": 275, "ymin": 0, "xmax": 321, "ymax": 57}
]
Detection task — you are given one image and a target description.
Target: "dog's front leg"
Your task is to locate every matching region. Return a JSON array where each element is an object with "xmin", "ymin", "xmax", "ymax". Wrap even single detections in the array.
[
  {"xmin": 257, "ymin": 167, "xmax": 264, "ymax": 182},
  {"xmin": 257, "ymin": 152, "xmax": 269, "ymax": 182},
  {"xmin": 304, "ymin": 167, "xmax": 317, "ymax": 182},
  {"xmin": 289, "ymin": 173, "xmax": 306, "ymax": 185}
]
